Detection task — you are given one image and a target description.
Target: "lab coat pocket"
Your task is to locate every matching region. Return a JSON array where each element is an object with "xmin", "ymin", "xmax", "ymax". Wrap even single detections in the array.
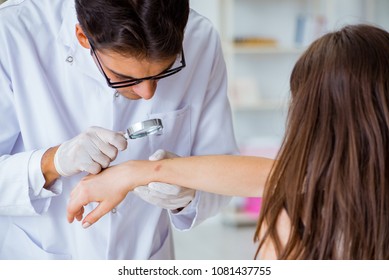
[
  {"xmin": 149, "ymin": 227, "xmax": 174, "ymax": 260},
  {"xmin": 148, "ymin": 105, "xmax": 191, "ymax": 157},
  {"xmin": 1, "ymin": 224, "xmax": 71, "ymax": 260}
]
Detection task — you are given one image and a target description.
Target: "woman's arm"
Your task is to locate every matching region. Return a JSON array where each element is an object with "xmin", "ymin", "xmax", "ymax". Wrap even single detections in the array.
[
  {"xmin": 66, "ymin": 155, "xmax": 274, "ymax": 228},
  {"xmin": 150, "ymin": 155, "xmax": 273, "ymax": 197}
]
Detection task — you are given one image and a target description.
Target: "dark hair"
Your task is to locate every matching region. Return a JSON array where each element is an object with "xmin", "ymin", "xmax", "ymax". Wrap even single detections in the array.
[
  {"xmin": 255, "ymin": 24, "xmax": 389, "ymax": 259},
  {"xmin": 75, "ymin": 0, "xmax": 189, "ymax": 59}
]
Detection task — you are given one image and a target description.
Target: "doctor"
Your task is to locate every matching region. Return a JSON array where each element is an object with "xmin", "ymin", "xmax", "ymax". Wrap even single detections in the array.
[{"xmin": 0, "ymin": 0, "xmax": 238, "ymax": 259}]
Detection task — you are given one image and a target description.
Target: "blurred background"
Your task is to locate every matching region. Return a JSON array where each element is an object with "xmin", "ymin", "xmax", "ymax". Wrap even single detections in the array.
[
  {"xmin": 174, "ymin": 0, "xmax": 389, "ymax": 260},
  {"xmin": 1, "ymin": 0, "xmax": 388, "ymax": 259}
]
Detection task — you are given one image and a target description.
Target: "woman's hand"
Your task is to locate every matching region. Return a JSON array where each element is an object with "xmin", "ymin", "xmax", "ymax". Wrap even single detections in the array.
[{"xmin": 66, "ymin": 161, "xmax": 149, "ymax": 228}]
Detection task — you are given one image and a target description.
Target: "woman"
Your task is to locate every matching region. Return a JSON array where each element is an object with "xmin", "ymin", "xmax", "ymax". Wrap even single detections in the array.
[{"xmin": 67, "ymin": 24, "xmax": 389, "ymax": 259}]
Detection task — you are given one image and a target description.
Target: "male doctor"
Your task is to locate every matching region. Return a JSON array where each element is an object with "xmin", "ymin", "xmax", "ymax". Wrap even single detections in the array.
[{"xmin": 0, "ymin": 0, "xmax": 238, "ymax": 259}]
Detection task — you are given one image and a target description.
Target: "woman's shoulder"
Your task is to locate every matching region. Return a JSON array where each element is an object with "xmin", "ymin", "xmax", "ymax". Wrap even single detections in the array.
[{"xmin": 257, "ymin": 208, "xmax": 292, "ymax": 260}]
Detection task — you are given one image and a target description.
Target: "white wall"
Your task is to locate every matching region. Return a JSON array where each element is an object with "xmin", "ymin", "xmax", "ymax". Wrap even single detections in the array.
[{"xmin": 190, "ymin": 0, "xmax": 221, "ymax": 32}]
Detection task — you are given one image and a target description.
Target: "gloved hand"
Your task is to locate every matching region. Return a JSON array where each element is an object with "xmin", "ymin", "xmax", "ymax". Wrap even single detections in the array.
[
  {"xmin": 54, "ymin": 126, "xmax": 127, "ymax": 177},
  {"xmin": 133, "ymin": 149, "xmax": 196, "ymax": 210}
]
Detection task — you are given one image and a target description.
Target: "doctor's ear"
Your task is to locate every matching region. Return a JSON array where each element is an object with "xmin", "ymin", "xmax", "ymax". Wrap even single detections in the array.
[{"xmin": 75, "ymin": 24, "xmax": 91, "ymax": 49}]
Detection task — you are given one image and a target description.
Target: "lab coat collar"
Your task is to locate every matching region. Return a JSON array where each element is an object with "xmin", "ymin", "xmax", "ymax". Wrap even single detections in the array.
[
  {"xmin": 57, "ymin": 0, "xmax": 106, "ymax": 87},
  {"xmin": 57, "ymin": 0, "xmax": 77, "ymax": 52}
]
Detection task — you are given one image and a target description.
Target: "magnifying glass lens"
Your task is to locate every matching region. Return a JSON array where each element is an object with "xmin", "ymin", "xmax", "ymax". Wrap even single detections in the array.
[
  {"xmin": 129, "ymin": 125, "xmax": 163, "ymax": 139},
  {"xmin": 126, "ymin": 118, "xmax": 163, "ymax": 139}
]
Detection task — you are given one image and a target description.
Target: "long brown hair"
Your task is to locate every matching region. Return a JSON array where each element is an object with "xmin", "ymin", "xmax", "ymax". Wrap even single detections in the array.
[{"xmin": 255, "ymin": 24, "xmax": 389, "ymax": 259}]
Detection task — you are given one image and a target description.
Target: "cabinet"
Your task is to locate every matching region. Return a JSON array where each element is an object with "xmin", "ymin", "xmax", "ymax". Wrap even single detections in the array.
[
  {"xmin": 191, "ymin": 0, "xmax": 389, "ymax": 146},
  {"xmin": 190, "ymin": 0, "xmax": 389, "ymax": 227},
  {"xmin": 219, "ymin": 0, "xmax": 323, "ymax": 147}
]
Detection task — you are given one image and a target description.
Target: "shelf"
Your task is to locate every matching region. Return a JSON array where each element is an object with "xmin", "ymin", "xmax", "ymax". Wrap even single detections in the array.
[
  {"xmin": 223, "ymin": 41, "xmax": 305, "ymax": 55},
  {"xmin": 220, "ymin": 211, "xmax": 258, "ymax": 227},
  {"xmin": 230, "ymin": 100, "xmax": 288, "ymax": 111},
  {"xmin": 232, "ymin": 45, "xmax": 304, "ymax": 55}
]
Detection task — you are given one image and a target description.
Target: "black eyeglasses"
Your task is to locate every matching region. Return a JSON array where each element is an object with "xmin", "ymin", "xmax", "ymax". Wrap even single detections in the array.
[{"xmin": 89, "ymin": 42, "xmax": 186, "ymax": 89}]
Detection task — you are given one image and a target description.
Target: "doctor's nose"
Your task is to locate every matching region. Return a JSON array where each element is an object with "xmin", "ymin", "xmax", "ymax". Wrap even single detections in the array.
[{"xmin": 133, "ymin": 80, "xmax": 158, "ymax": 100}]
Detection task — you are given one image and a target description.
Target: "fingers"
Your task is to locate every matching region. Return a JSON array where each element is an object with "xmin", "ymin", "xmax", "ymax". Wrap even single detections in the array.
[
  {"xmin": 149, "ymin": 149, "xmax": 166, "ymax": 161},
  {"xmin": 67, "ymin": 171, "xmax": 126, "ymax": 229},
  {"xmin": 67, "ymin": 194, "xmax": 112, "ymax": 229},
  {"xmin": 67, "ymin": 191, "xmax": 89, "ymax": 223},
  {"xmin": 133, "ymin": 185, "xmax": 150, "ymax": 197},
  {"xmin": 91, "ymin": 141, "xmax": 118, "ymax": 164},
  {"xmin": 73, "ymin": 207, "xmax": 85, "ymax": 222},
  {"xmin": 81, "ymin": 202, "xmax": 112, "ymax": 228},
  {"xmin": 89, "ymin": 128, "xmax": 128, "ymax": 171},
  {"xmin": 109, "ymin": 133, "xmax": 128, "ymax": 151},
  {"xmin": 67, "ymin": 206, "xmax": 82, "ymax": 223},
  {"xmin": 149, "ymin": 149, "xmax": 179, "ymax": 161},
  {"xmin": 133, "ymin": 184, "xmax": 194, "ymax": 210},
  {"xmin": 81, "ymin": 129, "xmax": 126, "ymax": 174},
  {"xmin": 162, "ymin": 151, "xmax": 179, "ymax": 159},
  {"xmin": 90, "ymin": 126, "xmax": 128, "ymax": 151},
  {"xmin": 54, "ymin": 127, "xmax": 127, "ymax": 177},
  {"xmin": 86, "ymin": 143, "xmax": 112, "ymax": 170},
  {"xmin": 67, "ymin": 204, "xmax": 111, "ymax": 229},
  {"xmin": 148, "ymin": 182, "xmax": 181, "ymax": 195},
  {"xmin": 81, "ymin": 161, "xmax": 103, "ymax": 175},
  {"xmin": 134, "ymin": 188, "xmax": 170, "ymax": 208},
  {"xmin": 67, "ymin": 206, "xmax": 84, "ymax": 223}
]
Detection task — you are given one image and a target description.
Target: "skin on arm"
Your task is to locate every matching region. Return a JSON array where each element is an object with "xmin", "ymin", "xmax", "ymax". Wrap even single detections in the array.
[
  {"xmin": 256, "ymin": 208, "xmax": 291, "ymax": 259},
  {"xmin": 41, "ymin": 146, "xmax": 60, "ymax": 189},
  {"xmin": 152, "ymin": 155, "xmax": 273, "ymax": 197},
  {"xmin": 67, "ymin": 155, "xmax": 274, "ymax": 227}
]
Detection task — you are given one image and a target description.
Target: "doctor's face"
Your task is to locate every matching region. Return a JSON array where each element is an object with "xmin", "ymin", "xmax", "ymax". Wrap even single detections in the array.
[
  {"xmin": 91, "ymin": 47, "xmax": 182, "ymax": 100},
  {"xmin": 75, "ymin": 25, "xmax": 184, "ymax": 100}
]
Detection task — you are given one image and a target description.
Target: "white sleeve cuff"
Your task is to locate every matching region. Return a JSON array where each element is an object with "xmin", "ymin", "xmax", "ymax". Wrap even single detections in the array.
[
  {"xmin": 28, "ymin": 149, "xmax": 62, "ymax": 213},
  {"xmin": 169, "ymin": 191, "xmax": 200, "ymax": 231}
]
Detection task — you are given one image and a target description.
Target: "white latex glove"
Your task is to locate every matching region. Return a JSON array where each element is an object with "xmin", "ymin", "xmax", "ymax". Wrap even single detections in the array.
[
  {"xmin": 54, "ymin": 126, "xmax": 127, "ymax": 177},
  {"xmin": 133, "ymin": 149, "xmax": 196, "ymax": 210}
]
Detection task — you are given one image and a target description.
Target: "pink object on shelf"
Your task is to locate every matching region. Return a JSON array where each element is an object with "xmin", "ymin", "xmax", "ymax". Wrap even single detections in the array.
[
  {"xmin": 243, "ymin": 197, "xmax": 262, "ymax": 215},
  {"xmin": 238, "ymin": 138, "xmax": 278, "ymax": 219}
]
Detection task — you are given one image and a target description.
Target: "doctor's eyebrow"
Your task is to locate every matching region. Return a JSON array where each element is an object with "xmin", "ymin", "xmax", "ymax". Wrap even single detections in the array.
[{"xmin": 107, "ymin": 60, "xmax": 176, "ymax": 80}]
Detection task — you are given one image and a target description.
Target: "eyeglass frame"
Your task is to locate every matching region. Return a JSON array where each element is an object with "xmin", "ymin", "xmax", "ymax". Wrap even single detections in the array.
[{"xmin": 89, "ymin": 41, "xmax": 186, "ymax": 89}]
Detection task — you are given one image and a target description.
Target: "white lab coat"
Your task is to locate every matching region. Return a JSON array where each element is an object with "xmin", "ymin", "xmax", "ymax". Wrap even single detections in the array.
[{"xmin": 0, "ymin": 0, "xmax": 238, "ymax": 259}]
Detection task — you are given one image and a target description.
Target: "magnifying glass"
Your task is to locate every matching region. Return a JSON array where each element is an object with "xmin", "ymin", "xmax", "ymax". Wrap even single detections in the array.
[{"xmin": 125, "ymin": 118, "xmax": 163, "ymax": 140}]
